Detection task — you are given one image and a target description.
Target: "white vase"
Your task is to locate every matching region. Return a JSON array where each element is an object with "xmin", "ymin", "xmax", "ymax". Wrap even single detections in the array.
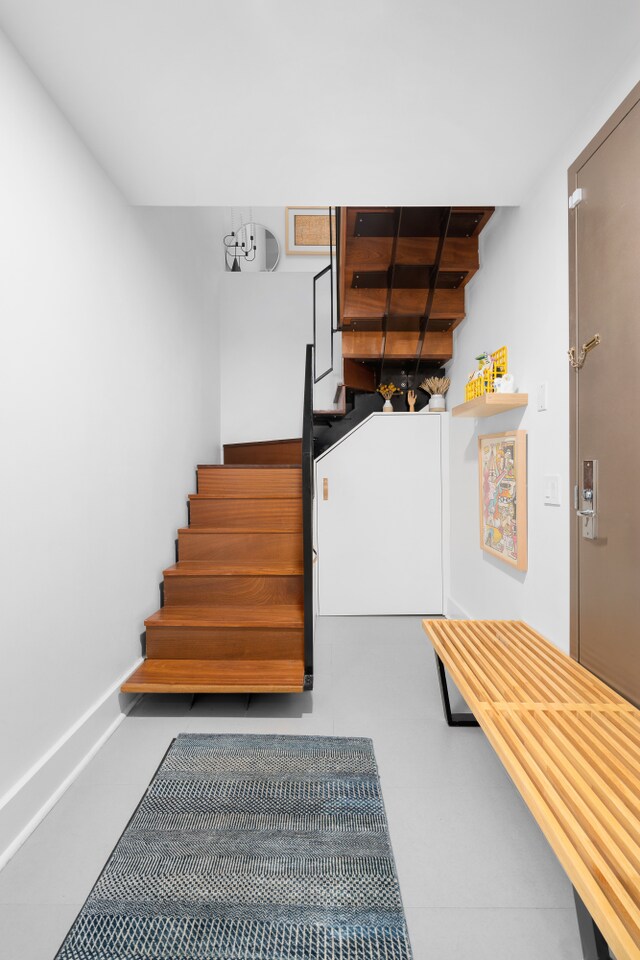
[
  {"xmin": 429, "ymin": 394, "xmax": 446, "ymax": 412},
  {"xmin": 383, "ymin": 399, "xmax": 393, "ymax": 413}
]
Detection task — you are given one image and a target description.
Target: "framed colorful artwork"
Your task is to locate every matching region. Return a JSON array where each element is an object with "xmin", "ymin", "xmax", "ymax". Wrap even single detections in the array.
[
  {"xmin": 478, "ymin": 430, "xmax": 528, "ymax": 571},
  {"xmin": 285, "ymin": 207, "xmax": 336, "ymax": 256}
]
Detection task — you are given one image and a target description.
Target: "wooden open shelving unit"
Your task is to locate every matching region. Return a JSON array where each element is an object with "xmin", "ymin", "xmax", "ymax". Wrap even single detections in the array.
[{"xmin": 451, "ymin": 393, "xmax": 528, "ymax": 418}]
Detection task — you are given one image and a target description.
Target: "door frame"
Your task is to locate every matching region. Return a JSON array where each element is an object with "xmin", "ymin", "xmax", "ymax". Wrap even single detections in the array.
[{"xmin": 568, "ymin": 79, "xmax": 640, "ymax": 661}]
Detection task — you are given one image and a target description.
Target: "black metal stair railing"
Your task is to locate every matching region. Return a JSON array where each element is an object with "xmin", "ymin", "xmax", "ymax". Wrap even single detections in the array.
[
  {"xmin": 412, "ymin": 207, "xmax": 451, "ymax": 383},
  {"xmin": 301, "ymin": 342, "xmax": 315, "ymax": 690},
  {"xmin": 312, "ymin": 206, "xmax": 341, "ymax": 383},
  {"xmin": 302, "ymin": 207, "xmax": 341, "ymax": 689}
]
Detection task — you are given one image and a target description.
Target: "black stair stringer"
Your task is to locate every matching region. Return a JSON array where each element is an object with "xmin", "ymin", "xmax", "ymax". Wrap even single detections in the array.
[{"xmin": 313, "ymin": 393, "xmax": 385, "ymax": 457}]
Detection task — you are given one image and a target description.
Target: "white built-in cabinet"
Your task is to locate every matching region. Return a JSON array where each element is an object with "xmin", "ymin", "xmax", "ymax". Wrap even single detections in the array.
[{"xmin": 315, "ymin": 413, "xmax": 444, "ymax": 615}]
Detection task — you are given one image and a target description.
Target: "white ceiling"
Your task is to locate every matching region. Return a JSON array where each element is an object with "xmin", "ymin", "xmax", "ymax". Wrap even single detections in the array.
[{"xmin": 1, "ymin": 0, "xmax": 640, "ymax": 206}]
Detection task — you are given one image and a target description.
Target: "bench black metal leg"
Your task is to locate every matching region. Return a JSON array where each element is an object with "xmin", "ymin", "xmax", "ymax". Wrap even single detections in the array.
[
  {"xmin": 573, "ymin": 888, "xmax": 611, "ymax": 959},
  {"xmin": 435, "ymin": 653, "xmax": 479, "ymax": 727}
]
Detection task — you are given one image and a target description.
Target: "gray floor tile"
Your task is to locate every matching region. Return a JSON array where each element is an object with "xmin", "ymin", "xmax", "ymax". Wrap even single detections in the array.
[
  {"xmin": 0, "ymin": 902, "xmax": 82, "ymax": 960},
  {"xmin": 334, "ymin": 716, "xmax": 508, "ymax": 791},
  {"xmin": 385, "ymin": 785, "xmax": 573, "ymax": 909},
  {"xmin": 405, "ymin": 906, "xmax": 583, "ymax": 960},
  {"xmin": 0, "ymin": 782, "xmax": 144, "ymax": 904},
  {"xmin": 332, "ymin": 645, "xmax": 438, "ymax": 723},
  {"xmin": 81, "ymin": 716, "xmax": 184, "ymax": 786}
]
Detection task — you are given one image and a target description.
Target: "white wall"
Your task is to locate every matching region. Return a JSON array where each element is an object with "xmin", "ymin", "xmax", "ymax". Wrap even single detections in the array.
[
  {"xmin": 446, "ymin": 56, "xmax": 640, "ymax": 652},
  {"xmin": 219, "ymin": 272, "xmax": 314, "ymax": 446},
  {"xmin": 0, "ymin": 31, "xmax": 220, "ymax": 862}
]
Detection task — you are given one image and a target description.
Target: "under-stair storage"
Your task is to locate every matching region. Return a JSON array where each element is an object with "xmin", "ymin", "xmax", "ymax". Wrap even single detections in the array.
[{"xmin": 315, "ymin": 412, "xmax": 444, "ymax": 616}]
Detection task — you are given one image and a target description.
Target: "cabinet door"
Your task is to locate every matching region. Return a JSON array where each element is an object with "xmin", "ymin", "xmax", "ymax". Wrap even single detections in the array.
[{"xmin": 316, "ymin": 414, "xmax": 442, "ymax": 615}]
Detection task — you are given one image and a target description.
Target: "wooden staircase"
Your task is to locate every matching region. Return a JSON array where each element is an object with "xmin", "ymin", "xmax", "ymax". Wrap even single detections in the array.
[
  {"xmin": 339, "ymin": 206, "xmax": 494, "ymax": 364},
  {"xmin": 121, "ymin": 440, "xmax": 306, "ymax": 694}
]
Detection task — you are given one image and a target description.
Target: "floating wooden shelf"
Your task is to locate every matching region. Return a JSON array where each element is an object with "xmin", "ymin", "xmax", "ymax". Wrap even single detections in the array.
[{"xmin": 451, "ymin": 393, "xmax": 528, "ymax": 418}]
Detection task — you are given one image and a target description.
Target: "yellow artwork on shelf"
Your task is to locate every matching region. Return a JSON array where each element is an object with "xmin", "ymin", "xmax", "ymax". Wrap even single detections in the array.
[{"xmin": 465, "ymin": 346, "xmax": 508, "ymax": 401}]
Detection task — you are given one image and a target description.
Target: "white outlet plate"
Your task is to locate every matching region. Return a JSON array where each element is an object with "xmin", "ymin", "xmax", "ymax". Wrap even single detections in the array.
[
  {"xmin": 544, "ymin": 474, "xmax": 561, "ymax": 506},
  {"xmin": 537, "ymin": 382, "xmax": 548, "ymax": 412}
]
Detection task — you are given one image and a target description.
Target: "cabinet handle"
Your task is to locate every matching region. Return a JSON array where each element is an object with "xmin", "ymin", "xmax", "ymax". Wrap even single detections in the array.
[{"xmin": 323, "ymin": 478, "xmax": 329, "ymax": 501}]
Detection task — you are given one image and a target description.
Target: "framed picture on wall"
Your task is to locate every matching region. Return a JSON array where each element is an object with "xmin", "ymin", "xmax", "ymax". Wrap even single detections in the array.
[
  {"xmin": 285, "ymin": 207, "xmax": 335, "ymax": 256},
  {"xmin": 478, "ymin": 430, "xmax": 528, "ymax": 571}
]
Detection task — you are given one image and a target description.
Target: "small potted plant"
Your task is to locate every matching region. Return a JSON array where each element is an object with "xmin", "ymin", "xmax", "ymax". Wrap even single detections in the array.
[
  {"xmin": 419, "ymin": 376, "xmax": 451, "ymax": 412},
  {"xmin": 378, "ymin": 382, "xmax": 403, "ymax": 413}
]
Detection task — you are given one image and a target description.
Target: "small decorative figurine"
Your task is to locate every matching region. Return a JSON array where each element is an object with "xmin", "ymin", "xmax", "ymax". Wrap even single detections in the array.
[{"xmin": 407, "ymin": 390, "xmax": 417, "ymax": 412}]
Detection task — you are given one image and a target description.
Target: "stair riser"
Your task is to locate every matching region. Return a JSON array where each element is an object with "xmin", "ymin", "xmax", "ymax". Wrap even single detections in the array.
[
  {"xmin": 343, "ymin": 331, "xmax": 453, "ymax": 361},
  {"xmin": 146, "ymin": 628, "xmax": 303, "ymax": 660},
  {"xmin": 189, "ymin": 499, "xmax": 301, "ymax": 531},
  {"xmin": 197, "ymin": 468, "xmax": 301, "ymax": 499},
  {"xmin": 164, "ymin": 575, "xmax": 303, "ymax": 606},
  {"xmin": 344, "ymin": 287, "xmax": 464, "ymax": 320},
  {"xmin": 178, "ymin": 531, "xmax": 302, "ymax": 565},
  {"xmin": 223, "ymin": 440, "xmax": 302, "ymax": 465}
]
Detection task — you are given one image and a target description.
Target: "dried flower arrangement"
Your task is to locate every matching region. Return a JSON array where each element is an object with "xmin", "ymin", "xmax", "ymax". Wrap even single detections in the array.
[
  {"xmin": 377, "ymin": 382, "xmax": 404, "ymax": 401},
  {"xmin": 419, "ymin": 376, "xmax": 451, "ymax": 396}
]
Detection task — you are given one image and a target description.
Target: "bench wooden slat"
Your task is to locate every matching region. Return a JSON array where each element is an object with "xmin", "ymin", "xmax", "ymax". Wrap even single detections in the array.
[
  {"xmin": 514, "ymin": 623, "xmax": 625, "ymax": 704},
  {"xmin": 476, "ymin": 620, "xmax": 579, "ymax": 703},
  {"xmin": 605, "ymin": 712, "xmax": 640, "ymax": 763},
  {"xmin": 440, "ymin": 620, "xmax": 512, "ymax": 702},
  {"xmin": 554, "ymin": 712, "xmax": 640, "ymax": 804},
  {"xmin": 428, "ymin": 619, "xmax": 631, "ymax": 707},
  {"xmin": 496, "ymin": 621, "xmax": 608, "ymax": 702},
  {"xmin": 519, "ymin": 710, "xmax": 640, "ymax": 876},
  {"xmin": 580, "ymin": 713, "xmax": 640, "ymax": 795},
  {"xmin": 547, "ymin": 713, "xmax": 640, "ymax": 846},
  {"xmin": 423, "ymin": 619, "xmax": 640, "ymax": 960},
  {"xmin": 488, "ymin": 708, "xmax": 640, "ymax": 956}
]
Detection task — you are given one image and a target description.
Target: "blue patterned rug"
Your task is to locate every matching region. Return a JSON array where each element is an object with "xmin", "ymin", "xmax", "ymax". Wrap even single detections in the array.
[{"xmin": 55, "ymin": 733, "xmax": 412, "ymax": 959}]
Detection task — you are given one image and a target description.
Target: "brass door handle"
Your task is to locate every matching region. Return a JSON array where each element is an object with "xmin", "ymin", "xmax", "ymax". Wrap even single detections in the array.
[{"xmin": 322, "ymin": 478, "xmax": 329, "ymax": 501}]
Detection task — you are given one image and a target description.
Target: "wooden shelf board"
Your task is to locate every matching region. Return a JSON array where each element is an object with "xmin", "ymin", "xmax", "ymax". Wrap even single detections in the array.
[{"xmin": 452, "ymin": 393, "xmax": 528, "ymax": 418}]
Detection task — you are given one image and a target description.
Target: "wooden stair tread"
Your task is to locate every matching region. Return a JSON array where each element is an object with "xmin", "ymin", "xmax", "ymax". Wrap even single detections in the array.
[
  {"xmin": 122, "ymin": 658, "xmax": 305, "ymax": 693},
  {"xmin": 189, "ymin": 494, "xmax": 301, "ymax": 504},
  {"xmin": 223, "ymin": 438, "xmax": 301, "ymax": 445},
  {"xmin": 164, "ymin": 562, "xmax": 303, "ymax": 577},
  {"xmin": 197, "ymin": 464, "xmax": 301, "ymax": 471},
  {"xmin": 178, "ymin": 527, "xmax": 297, "ymax": 535},
  {"xmin": 178, "ymin": 523, "xmax": 301, "ymax": 537},
  {"xmin": 145, "ymin": 604, "xmax": 304, "ymax": 628}
]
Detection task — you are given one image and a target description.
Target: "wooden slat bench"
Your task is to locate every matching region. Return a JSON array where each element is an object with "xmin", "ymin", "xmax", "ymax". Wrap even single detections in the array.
[{"xmin": 423, "ymin": 619, "xmax": 640, "ymax": 960}]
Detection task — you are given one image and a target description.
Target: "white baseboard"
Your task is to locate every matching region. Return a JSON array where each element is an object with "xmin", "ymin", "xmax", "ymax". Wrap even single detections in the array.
[
  {"xmin": 0, "ymin": 659, "xmax": 143, "ymax": 871},
  {"xmin": 445, "ymin": 596, "xmax": 474, "ymax": 620}
]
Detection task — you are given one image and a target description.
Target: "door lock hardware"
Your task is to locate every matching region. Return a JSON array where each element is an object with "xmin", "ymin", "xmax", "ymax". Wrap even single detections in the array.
[
  {"xmin": 568, "ymin": 334, "xmax": 601, "ymax": 370},
  {"xmin": 577, "ymin": 460, "xmax": 597, "ymax": 539}
]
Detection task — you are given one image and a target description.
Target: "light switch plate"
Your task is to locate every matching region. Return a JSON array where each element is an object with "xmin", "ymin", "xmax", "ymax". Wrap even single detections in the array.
[
  {"xmin": 537, "ymin": 382, "xmax": 548, "ymax": 412},
  {"xmin": 544, "ymin": 474, "xmax": 561, "ymax": 506}
]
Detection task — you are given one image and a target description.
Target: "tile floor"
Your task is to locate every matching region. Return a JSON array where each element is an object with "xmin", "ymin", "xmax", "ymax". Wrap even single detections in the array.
[{"xmin": 0, "ymin": 616, "xmax": 583, "ymax": 959}]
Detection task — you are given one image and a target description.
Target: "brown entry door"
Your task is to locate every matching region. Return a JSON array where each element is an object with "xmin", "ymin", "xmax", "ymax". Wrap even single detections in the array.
[{"xmin": 571, "ymin": 93, "xmax": 640, "ymax": 704}]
